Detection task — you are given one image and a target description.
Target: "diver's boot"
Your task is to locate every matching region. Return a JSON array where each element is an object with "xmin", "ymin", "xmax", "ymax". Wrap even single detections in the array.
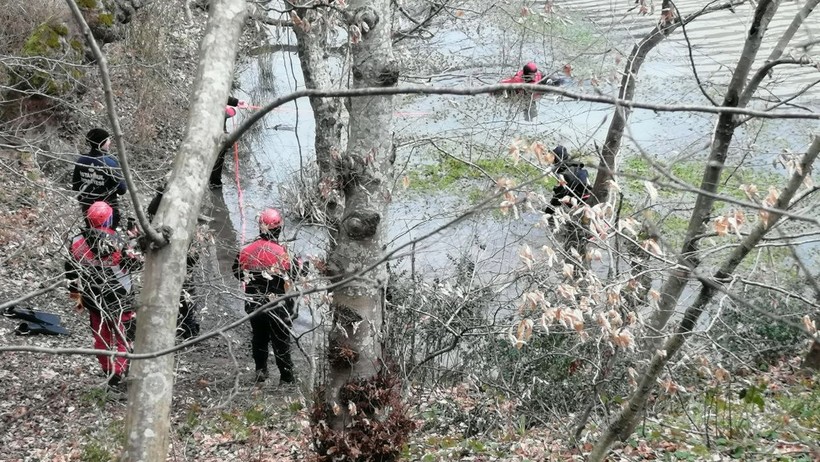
[
  {"xmin": 106, "ymin": 374, "xmax": 128, "ymax": 400},
  {"xmin": 15, "ymin": 321, "xmax": 69, "ymax": 336},
  {"xmin": 279, "ymin": 370, "xmax": 295, "ymax": 385},
  {"xmin": 254, "ymin": 369, "xmax": 269, "ymax": 383}
]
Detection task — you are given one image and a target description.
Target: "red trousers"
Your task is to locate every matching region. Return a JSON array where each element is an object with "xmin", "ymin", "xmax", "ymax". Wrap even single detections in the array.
[{"xmin": 89, "ymin": 310, "xmax": 134, "ymax": 376}]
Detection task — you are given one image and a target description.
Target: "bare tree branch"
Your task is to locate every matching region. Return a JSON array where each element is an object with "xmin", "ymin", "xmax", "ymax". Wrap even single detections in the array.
[
  {"xmin": 589, "ymin": 132, "xmax": 819, "ymax": 460},
  {"xmin": 249, "ymin": 14, "xmax": 293, "ymax": 27},
  {"xmin": 64, "ymin": 0, "xmax": 167, "ymax": 247},
  {"xmin": 0, "ymin": 280, "xmax": 64, "ymax": 312},
  {"xmin": 672, "ymin": 1, "xmax": 721, "ymax": 106},
  {"xmin": 739, "ymin": 57, "xmax": 816, "ymax": 108},
  {"xmin": 393, "ymin": 0, "xmax": 449, "ymax": 43},
  {"xmin": 222, "ymin": 82, "xmax": 820, "ymax": 153}
]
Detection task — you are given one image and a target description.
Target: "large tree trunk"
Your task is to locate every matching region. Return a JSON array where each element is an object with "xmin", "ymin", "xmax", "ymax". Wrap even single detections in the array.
[
  {"xmin": 319, "ymin": 0, "xmax": 399, "ymax": 432},
  {"xmin": 290, "ymin": 3, "xmax": 345, "ymax": 220},
  {"xmin": 121, "ymin": 1, "xmax": 246, "ymax": 460},
  {"xmin": 589, "ymin": 133, "xmax": 819, "ymax": 462},
  {"xmin": 647, "ymin": 0, "xmax": 781, "ymax": 338}
]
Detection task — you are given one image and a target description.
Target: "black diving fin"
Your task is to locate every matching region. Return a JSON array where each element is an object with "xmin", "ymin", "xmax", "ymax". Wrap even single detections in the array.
[
  {"xmin": 3, "ymin": 305, "xmax": 62, "ymax": 326},
  {"xmin": 15, "ymin": 321, "xmax": 70, "ymax": 336},
  {"xmin": 4, "ymin": 305, "xmax": 70, "ymax": 336}
]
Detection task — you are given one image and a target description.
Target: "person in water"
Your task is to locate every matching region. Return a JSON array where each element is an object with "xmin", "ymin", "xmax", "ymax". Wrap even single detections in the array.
[{"xmin": 210, "ymin": 96, "xmax": 249, "ymax": 189}]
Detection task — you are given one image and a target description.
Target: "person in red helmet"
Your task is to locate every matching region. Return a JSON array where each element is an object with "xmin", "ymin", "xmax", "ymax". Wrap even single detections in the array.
[
  {"xmin": 521, "ymin": 62, "xmax": 540, "ymax": 83},
  {"xmin": 65, "ymin": 201, "xmax": 142, "ymax": 391},
  {"xmin": 501, "ymin": 62, "xmax": 544, "ymax": 86},
  {"xmin": 234, "ymin": 208, "xmax": 307, "ymax": 384},
  {"xmin": 500, "ymin": 62, "xmax": 548, "ymax": 120}
]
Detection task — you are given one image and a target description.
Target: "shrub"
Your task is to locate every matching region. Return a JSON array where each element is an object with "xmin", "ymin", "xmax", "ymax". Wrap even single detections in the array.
[{"xmin": 311, "ymin": 370, "xmax": 416, "ymax": 462}]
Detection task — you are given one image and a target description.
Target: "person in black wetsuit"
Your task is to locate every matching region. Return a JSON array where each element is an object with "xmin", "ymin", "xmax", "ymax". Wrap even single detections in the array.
[
  {"xmin": 72, "ymin": 128, "xmax": 127, "ymax": 228},
  {"xmin": 544, "ymin": 145, "xmax": 592, "ymax": 219},
  {"xmin": 234, "ymin": 208, "xmax": 307, "ymax": 384},
  {"xmin": 209, "ymin": 96, "xmax": 248, "ymax": 189}
]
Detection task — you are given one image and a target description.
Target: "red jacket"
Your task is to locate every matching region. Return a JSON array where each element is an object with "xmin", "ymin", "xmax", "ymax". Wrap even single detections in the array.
[
  {"xmin": 65, "ymin": 228, "xmax": 138, "ymax": 314},
  {"xmin": 501, "ymin": 70, "xmax": 545, "ymax": 99},
  {"xmin": 234, "ymin": 236, "xmax": 294, "ymax": 301},
  {"xmin": 501, "ymin": 69, "xmax": 544, "ymax": 85}
]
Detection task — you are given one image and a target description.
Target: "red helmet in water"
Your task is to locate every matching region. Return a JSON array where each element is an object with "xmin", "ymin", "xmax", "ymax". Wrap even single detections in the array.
[
  {"xmin": 258, "ymin": 208, "xmax": 283, "ymax": 232},
  {"xmin": 87, "ymin": 201, "xmax": 113, "ymax": 229}
]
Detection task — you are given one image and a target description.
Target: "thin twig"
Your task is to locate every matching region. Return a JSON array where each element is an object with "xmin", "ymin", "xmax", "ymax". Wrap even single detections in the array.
[
  {"xmin": 222, "ymin": 83, "xmax": 820, "ymax": 153},
  {"xmin": 64, "ymin": 0, "xmax": 167, "ymax": 247},
  {"xmin": 0, "ymin": 280, "xmax": 65, "ymax": 311}
]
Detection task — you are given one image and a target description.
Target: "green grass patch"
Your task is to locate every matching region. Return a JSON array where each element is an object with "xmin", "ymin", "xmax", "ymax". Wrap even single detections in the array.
[
  {"xmin": 179, "ymin": 404, "xmax": 202, "ymax": 438},
  {"xmin": 80, "ymin": 419, "xmax": 124, "ymax": 462},
  {"xmin": 408, "ymin": 435, "xmax": 509, "ymax": 461},
  {"xmin": 775, "ymin": 382, "xmax": 820, "ymax": 430},
  {"xmin": 79, "ymin": 387, "xmax": 109, "ymax": 409},
  {"xmin": 657, "ymin": 213, "xmax": 690, "ymax": 248},
  {"xmin": 81, "ymin": 440, "xmax": 114, "ymax": 462},
  {"xmin": 621, "ymin": 156, "xmax": 785, "ymax": 202},
  {"xmin": 408, "ymin": 155, "xmax": 554, "ymax": 193},
  {"xmin": 217, "ymin": 404, "xmax": 273, "ymax": 439},
  {"xmin": 466, "ymin": 187, "xmax": 486, "ymax": 204},
  {"xmin": 642, "ymin": 380, "xmax": 819, "ymax": 460}
]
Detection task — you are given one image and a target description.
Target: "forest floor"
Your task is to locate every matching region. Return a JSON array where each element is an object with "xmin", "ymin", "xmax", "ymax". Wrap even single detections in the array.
[{"xmin": 0, "ymin": 149, "xmax": 817, "ymax": 461}]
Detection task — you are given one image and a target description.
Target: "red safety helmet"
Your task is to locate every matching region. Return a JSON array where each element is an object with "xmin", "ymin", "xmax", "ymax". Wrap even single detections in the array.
[
  {"xmin": 87, "ymin": 201, "xmax": 113, "ymax": 229},
  {"xmin": 258, "ymin": 208, "xmax": 283, "ymax": 232},
  {"xmin": 523, "ymin": 62, "xmax": 538, "ymax": 74}
]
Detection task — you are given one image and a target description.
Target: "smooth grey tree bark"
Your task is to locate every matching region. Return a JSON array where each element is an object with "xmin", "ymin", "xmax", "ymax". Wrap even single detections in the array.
[
  {"xmin": 121, "ymin": 0, "xmax": 246, "ymax": 460},
  {"xmin": 323, "ymin": 0, "xmax": 397, "ymax": 431},
  {"xmin": 647, "ymin": 0, "xmax": 781, "ymax": 337},
  {"xmin": 589, "ymin": 134, "xmax": 819, "ymax": 461},
  {"xmin": 290, "ymin": 4, "xmax": 345, "ymax": 222}
]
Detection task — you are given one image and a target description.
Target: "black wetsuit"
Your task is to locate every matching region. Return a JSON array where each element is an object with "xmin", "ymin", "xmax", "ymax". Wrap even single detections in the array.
[{"xmin": 72, "ymin": 147, "xmax": 127, "ymax": 228}]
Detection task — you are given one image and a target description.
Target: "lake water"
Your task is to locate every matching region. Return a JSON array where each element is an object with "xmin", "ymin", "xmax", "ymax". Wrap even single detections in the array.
[{"xmin": 210, "ymin": 0, "xmax": 819, "ymax": 331}]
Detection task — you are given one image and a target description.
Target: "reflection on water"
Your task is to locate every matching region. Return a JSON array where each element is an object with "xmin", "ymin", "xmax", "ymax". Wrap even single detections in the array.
[
  {"xmin": 215, "ymin": 2, "xmax": 819, "ymax": 296},
  {"xmin": 204, "ymin": 189, "xmax": 240, "ymax": 283}
]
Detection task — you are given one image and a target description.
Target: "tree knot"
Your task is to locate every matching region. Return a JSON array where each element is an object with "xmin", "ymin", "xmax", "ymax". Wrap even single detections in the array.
[
  {"xmin": 350, "ymin": 7, "xmax": 379, "ymax": 34},
  {"xmin": 138, "ymin": 225, "xmax": 172, "ymax": 251},
  {"xmin": 342, "ymin": 211, "xmax": 381, "ymax": 240}
]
